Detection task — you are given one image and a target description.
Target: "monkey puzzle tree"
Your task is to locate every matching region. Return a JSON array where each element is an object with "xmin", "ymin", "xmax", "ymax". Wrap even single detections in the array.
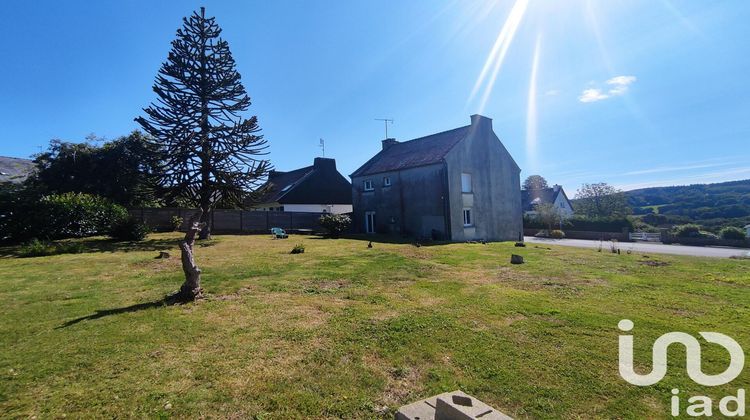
[{"xmin": 136, "ymin": 8, "xmax": 269, "ymax": 300}]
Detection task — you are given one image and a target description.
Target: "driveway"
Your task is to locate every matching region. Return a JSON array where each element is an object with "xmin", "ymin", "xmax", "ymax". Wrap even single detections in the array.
[{"xmin": 524, "ymin": 236, "xmax": 750, "ymax": 259}]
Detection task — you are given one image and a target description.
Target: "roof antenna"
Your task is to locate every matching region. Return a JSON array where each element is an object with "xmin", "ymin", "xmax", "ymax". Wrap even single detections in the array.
[
  {"xmin": 319, "ymin": 138, "xmax": 325, "ymax": 157},
  {"xmin": 375, "ymin": 118, "xmax": 394, "ymax": 139}
]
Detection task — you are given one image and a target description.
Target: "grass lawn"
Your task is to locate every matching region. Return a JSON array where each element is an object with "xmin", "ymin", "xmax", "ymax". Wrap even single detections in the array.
[{"xmin": 1, "ymin": 233, "xmax": 749, "ymax": 418}]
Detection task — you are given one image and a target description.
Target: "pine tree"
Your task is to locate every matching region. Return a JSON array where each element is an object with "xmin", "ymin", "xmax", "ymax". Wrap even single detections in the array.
[{"xmin": 136, "ymin": 8, "xmax": 269, "ymax": 299}]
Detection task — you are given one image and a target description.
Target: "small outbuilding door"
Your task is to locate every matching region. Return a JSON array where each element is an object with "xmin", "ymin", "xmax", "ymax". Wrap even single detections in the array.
[{"xmin": 365, "ymin": 211, "xmax": 376, "ymax": 234}]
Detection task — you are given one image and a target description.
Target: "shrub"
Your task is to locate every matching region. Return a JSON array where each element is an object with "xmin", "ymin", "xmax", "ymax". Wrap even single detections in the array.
[
  {"xmin": 171, "ymin": 215, "xmax": 183, "ymax": 232},
  {"xmin": 290, "ymin": 243, "xmax": 305, "ymax": 254},
  {"xmin": 549, "ymin": 229, "xmax": 565, "ymax": 239},
  {"xmin": 319, "ymin": 214, "xmax": 351, "ymax": 238},
  {"xmin": 27, "ymin": 193, "xmax": 129, "ymax": 240},
  {"xmin": 17, "ymin": 239, "xmax": 55, "ymax": 257},
  {"xmin": 672, "ymin": 224, "xmax": 703, "ymax": 238},
  {"xmin": 110, "ymin": 217, "xmax": 151, "ymax": 241},
  {"xmin": 17, "ymin": 239, "xmax": 86, "ymax": 258},
  {"xmin": 720, "ymin": 226, "xmax": 747, "ymax": 240},
  {"xmin": 523, "ymin": 215, "xmax": 633, "ymax": 232}
]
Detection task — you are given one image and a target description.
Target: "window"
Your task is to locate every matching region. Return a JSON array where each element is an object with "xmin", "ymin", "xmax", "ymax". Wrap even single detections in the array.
[
  {"xmin": 463, "ymin": 208, "xmax": 472, "ymax": 226},
  {"xmin": 364, "ymin": 180, "xmax": 374, "ymax": 191},
  {"xmin": 559, "ymin": 202, "xmax": 564, "ymax": 209},
  {"xmin": 365, "ymin": 211, "xmax": 376, "ymax": 234},
  {"xmin": 461, "ymin": 173, "xmax": 472, "ymax": 193},
  {"xmin": 383, "ymin": 176, "xmax": 391, "ymax": 187}
]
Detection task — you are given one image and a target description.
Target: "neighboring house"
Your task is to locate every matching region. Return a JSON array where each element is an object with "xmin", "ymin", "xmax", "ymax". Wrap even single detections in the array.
[
  {"xmin": 350, "ymin": 114, "xmax": 522, "ymax": 241},
  {"xmin": 0, "ymin": 156, "xmax": 35, "ymax": 184},
  {"xmin": 251, "ymin": 157, "xmax": 352, "ymax": 214},
  {"xmin": 521, "ymin": 185, "xmax": 574, "ymax": 217}
]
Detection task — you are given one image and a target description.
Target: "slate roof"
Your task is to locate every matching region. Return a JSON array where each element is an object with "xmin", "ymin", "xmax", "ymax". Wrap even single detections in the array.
[
  {"xmin": 255, "ymin": 158, "xmax": 352, "ymax": 205},
  {"xmin": 0, "ymin": 156, "xmax": 35, "ymax": 184},
  {"xmin": 350, "ymin": 125, "xmax": 471, "ymax": 177},
  {"xmin": 521, "ymin": 187, "xmax": 572, "ymax": 212}
]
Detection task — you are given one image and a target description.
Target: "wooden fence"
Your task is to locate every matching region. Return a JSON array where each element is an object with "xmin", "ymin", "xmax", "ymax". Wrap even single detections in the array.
[{"xmin": 129, "ymin": 208, "xmax": 325, "ymax": 234}]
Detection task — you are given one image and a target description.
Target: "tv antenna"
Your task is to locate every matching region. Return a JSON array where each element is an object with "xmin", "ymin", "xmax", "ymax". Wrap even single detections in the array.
[
  {"xmin": 375, "ymin": 118, "xmax": 394, "ymax": 139},
  {"xmin": 319, "ymin": 138, "xmax": 325, "ymax": 157}
]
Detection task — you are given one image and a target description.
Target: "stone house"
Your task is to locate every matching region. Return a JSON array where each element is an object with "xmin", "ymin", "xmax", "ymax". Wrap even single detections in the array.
[
  {"xmin": 521, "ymin": 185, "xmax": 574, "ymax": 217},
  {"xmin": 350, "ymin": 115, "xmax": 522, "ymax": 241},
  {"xmin": 252, "ymin": 157, "xmax": 352, "ymax": 214}
]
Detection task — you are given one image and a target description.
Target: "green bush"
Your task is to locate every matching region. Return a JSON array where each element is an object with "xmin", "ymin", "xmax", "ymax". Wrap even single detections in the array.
[
  {"xmin": 290, "ymin": 243, "xmax": 305, "ymax": 254},
  {"xmin": 17, "ymin": 239, "xmax": 86, "ymax": 258},
  {"xmin": 720, "ymin": 226, "xmax": 747, "ymax": 240},
  {"xmin": 672, "ymin": 224, "xmax": 703, "ymax": 238},
  {"xmin": 32, "ymin": 193, "xmax": 128, "ymax": 240},
  {"xmin": 523, "ymin": 215, "xmax": 633, "ymax": 232},
  {"xmin": 110, "ymin": 217, "xmax": 151, "ymax": 241},
  {"xmin": 171, "ymin": 215, "xmax": 183, "ymax": 232},
  {"xmin": 17, "ymin": 239, "xmax": 55, "ymax": 257},
  {"xmin": 549, "ymin": 230, "xmax": 566, "ymax": 239},
  {"xmin": 319, "ymin": 214, "xmax": 351, "ymax": 238}
]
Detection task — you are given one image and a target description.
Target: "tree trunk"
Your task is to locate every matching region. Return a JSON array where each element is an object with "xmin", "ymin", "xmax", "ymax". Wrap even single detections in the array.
[
  {"xmin": 198, "ymin": 208, "xmax": 211, "ymax": 240},
  {"xmin": 177, "ymin": 212, "xmax": 206, "ymax": 300}
]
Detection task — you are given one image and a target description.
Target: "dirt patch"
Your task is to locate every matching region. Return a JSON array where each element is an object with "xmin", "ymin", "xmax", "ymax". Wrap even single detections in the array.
[
  {"xmin": 363, "ymin": 353, "xmax": 424, "ymax": 410},
  {"xmin": 302, "ymin": 278, "xmax": 350, "ymax": 294},
  {"xmin": 639, "ymin": 260, "xmax": 670, "ymax": 267},
  {"xmin": 495, "ymin": 314, "xmax": 528, "ymax": 327}
]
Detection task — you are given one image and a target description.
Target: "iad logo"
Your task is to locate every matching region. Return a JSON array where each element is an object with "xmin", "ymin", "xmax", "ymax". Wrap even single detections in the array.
[
  {"xmin": 618, "ymin": 319, "xmax": 744, "ymax": 386},
  {"xmin": 618, "ymin": 319, "xmax": 746, "ymax": 417}
]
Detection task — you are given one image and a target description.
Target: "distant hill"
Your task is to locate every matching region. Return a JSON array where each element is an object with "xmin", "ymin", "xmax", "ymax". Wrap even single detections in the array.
[
  {"xmin": 626, "ymin": 179, "xmax": 750, "ymax": 229},
  {"xmin": 0, "ymin": 156, "xmax": 35, "ymax": 184}
]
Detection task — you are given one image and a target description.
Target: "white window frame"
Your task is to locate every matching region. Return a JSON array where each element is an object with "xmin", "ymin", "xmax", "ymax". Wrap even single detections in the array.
[
  {"xmin": 461, "ymin": 173, "xmax": 472, "ymax": 193},
  {"xmin": 365, "ymin": 211, "xmax": 376, "ymax": 234},
  {"xmin": 383, "ymin": 176, "xmax": 391, "ymax": 187},
  {"xmin": 364, "ymin": 180, "xmax": 374, "ymax": 191},
  {"xmin": 463, "ymin": 208, "xmax": 473, "ymax": 227}
]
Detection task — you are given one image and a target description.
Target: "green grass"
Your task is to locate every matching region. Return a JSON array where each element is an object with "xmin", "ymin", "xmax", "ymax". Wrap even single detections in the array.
[{"xmin": 1, "ymin": 233, "xmax": 749, "ymax": 418}]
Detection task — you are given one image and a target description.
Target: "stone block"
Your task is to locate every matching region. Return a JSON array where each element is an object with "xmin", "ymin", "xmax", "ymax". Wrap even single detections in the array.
[{"xmin": 395, "ymin": 390, "xmax": 513, "ymax": 420}]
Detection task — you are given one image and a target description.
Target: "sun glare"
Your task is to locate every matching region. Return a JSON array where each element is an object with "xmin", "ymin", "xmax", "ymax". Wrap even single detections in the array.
[
  {"xmin": 525, "ymin": 34, "xmax": 541, "ymax": 173},
  {"xmin": 468, "ymin": 0, "xmax": 529, "ymax": 114}
]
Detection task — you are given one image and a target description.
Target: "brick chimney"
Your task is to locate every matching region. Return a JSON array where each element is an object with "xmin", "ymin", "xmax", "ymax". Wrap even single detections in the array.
[
  {"xmin": 314, "ymin": 157, "xmax": 336, "ymax": 172},
  {"xmin": 470, "ymin": 114, "xmax": 492, "ymax": 128},
  {"xmin": 382, "ymin": 138, "xmax": 398, "ymax": 150}
]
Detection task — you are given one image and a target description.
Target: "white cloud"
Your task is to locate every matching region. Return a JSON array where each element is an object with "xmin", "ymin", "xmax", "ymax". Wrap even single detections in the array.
[
  {"xmin": 607, "ymin": 75, "xmax": 637, "ymax": 86},
  {"xmin": 544, "ymin": 89, "xmax": 560, "ymax": 96},
  {"xmin": 578, "ymin": 88, "xmax": 609, "ymax": 102},
  {"xmin": 579, "ymin": 75, "xmax": 636, "ymax": 103}
]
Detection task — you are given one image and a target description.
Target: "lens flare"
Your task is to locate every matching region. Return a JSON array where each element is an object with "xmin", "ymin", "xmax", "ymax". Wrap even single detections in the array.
[
  {"xmin": 526, "ymin": 34, "xmax": 541, "ymax": 172},
  {"xmin": 468, "ymin": 0, "xmax": 529, "ymax": 113}
]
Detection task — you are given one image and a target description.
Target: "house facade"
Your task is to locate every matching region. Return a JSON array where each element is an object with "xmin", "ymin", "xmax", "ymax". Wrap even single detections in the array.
[
  {"xmin": 521, "ymin": 185, "xmax": 574, "ymax": 217},
  {"xmin": 252, "ymin": 157, "xmax": 352, "ymax": 214},
  {"xmin": 350, "ymin": 115, "xmax": 522, "ymax": 241}
]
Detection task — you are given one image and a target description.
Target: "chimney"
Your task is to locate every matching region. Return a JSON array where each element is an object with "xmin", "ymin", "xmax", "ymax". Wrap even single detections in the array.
[
  {"xmin": 382, "ymin": 138, "xmax": 398, "ymax": 150},
  {"xmin": 470, "ymin": 114, "xmax": 492, "ymax": 128},
  {"xmin": 553, "ymin": 184, "xmax": 561, "ymax": 192},
  {"xmin": 314, "ymin": 157, "xmax": 336, "ymax": 172}
]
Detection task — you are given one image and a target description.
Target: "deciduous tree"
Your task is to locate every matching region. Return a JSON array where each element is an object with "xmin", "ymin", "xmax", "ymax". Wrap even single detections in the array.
[
  {"xmin": 522, "ymin": 175, "xmax": 549, "ymax": 190},
  {"xmin": 574, "ymin": 182, "xmax": 631, "ymax": 218}
]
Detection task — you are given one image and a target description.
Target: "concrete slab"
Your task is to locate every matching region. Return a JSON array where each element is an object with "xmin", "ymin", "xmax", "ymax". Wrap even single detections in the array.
[{"xmin": 396, "ymin": 390, "xmax": 513, "ymax": 420}]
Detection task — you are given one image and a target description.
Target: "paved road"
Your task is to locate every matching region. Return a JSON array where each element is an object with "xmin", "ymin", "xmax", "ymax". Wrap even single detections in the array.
[{"xmin": 524, "ymin": 236, "xmax": 750, "ymax": 258}]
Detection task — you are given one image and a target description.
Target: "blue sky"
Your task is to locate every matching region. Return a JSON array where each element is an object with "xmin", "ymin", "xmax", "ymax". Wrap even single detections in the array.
[{"xmin": 1, "ymin": 0, "xmax": 749, "ymax": 193}]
